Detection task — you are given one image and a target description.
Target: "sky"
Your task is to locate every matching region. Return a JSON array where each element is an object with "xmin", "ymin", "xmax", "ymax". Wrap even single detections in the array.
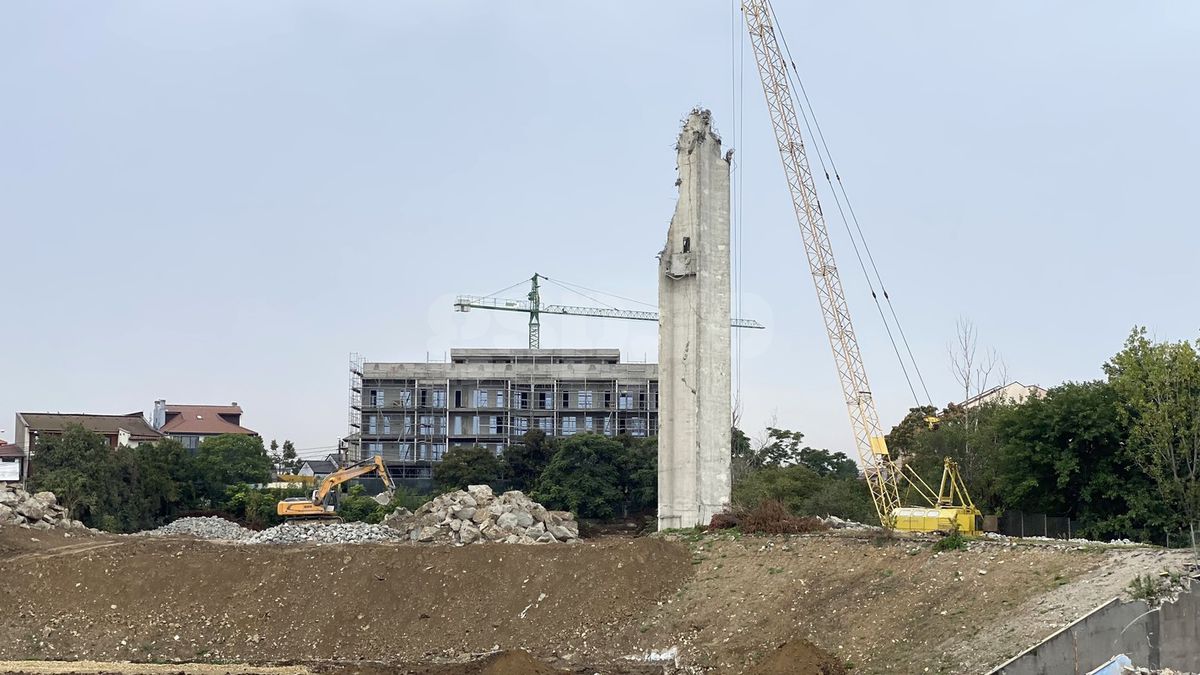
[{"xmin": 2, "ymin": 2, "xmax": 1198, "ymax": 461}]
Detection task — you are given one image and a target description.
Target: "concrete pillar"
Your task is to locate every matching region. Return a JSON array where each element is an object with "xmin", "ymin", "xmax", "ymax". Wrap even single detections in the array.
[{"xmin": 657, "ymin": 109, "xmax": 732, "ymax": 531}]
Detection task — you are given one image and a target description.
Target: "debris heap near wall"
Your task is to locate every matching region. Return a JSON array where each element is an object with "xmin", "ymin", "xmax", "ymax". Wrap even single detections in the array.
[{"xmin": 385, "ymin": 484, "xmax": 580, "ymax": 545}]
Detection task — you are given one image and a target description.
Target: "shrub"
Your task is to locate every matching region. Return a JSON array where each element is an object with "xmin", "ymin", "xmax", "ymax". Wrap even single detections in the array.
[{"xmin": 738, "ymin": 500, "xmax": 829, "ymax": 535}]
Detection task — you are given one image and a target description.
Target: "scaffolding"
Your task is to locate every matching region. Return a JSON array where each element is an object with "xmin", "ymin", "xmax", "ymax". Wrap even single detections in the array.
[{"xmin": 347, "ymin": 352, "xmax": 363, "ymax": 462}]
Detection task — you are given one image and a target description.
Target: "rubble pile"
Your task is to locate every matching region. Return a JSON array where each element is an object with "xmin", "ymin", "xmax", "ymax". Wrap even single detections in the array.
[
  {"xmin": 0, "ymin": 486, "xmax": 86, "ymax": 530},
  {"xmin": 384, "ymin": 484, "xmax": 580, "ymax": 545},
  {"xmin": 245, "ymin": 521, "xmax": 406, "ymax": 545},
  {"xmin": 142, "ymin": 516, "xmax": 253, "ymax": 541},
  {"xmin": 820, "ymin": 515, "xmax": 875, "ymax": 531}
]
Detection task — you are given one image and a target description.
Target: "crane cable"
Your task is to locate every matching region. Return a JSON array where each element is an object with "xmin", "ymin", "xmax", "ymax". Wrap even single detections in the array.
[
  {"xmin": 540, "ymin": 276, "xmax": 656, "ymax": 309},
  {"xmin": 731, "ymin": 0, "xmax": 746, "ymax": 405},
  {"xmin": 764, "ymin": 0, "xmax": 934, "ymax": 410}
]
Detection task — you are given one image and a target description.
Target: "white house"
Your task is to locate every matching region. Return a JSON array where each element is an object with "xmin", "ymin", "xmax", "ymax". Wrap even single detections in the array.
[{"xmin": 960, "ymin": 382, "xmax": 1048, "ymax": 409}]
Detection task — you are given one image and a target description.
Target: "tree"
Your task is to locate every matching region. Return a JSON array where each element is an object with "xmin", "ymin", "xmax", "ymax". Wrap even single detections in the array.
[
  {"xmin": 113, "ymin": 439, "xmax": 200, "ymax": 531},
  {"xmin": 503, "ymin": 429, "xmax": 556, "ymax": 491},
  {"xmin": 281, "ymin": 440, "xmax": 299, "ymax": 474},
  {"xmin": 1105, "ymin": 327, "xmax": 1200, "ymax": 549},
  {"xmin": 615, "ymin": 434, "xmax": 657, "ymax": 516},
  {"xmin": 28, "ymin": 425, "xmax": 121, "ymax": 527},
  {"xmin": 534, "ymin": 433, "xmax": 624, "ymax": 519},
  {"xmin": 731, "ymin": 426, "xmax": 755, "ymax": 483},
  {"xmin": 194, "ymin": 434, "xmax": 272, "ymax": 502},
  {"xmin": 434, "ymin": 445, "xmax": 504, "ymax": 491}
]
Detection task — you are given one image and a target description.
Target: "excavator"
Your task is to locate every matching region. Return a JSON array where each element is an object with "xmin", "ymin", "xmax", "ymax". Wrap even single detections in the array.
[
  {"xmin": 276, "ymin": 456, "xmax": 395, "ymax": 520},
  {"xmin": 742, "ymin": 0, "xmax": 980, "ymax": 534}
]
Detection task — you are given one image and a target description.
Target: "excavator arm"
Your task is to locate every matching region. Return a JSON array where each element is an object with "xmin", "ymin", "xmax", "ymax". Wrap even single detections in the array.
[
  {"xmin": 276, "ymin": 456, "xmax": 394, "ymax": 519},
  {"xmin": 312, "ymin": 456, "xmax": 393, "ymax": 504}
]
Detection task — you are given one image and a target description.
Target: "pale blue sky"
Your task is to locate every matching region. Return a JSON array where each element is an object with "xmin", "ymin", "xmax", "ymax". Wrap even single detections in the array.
[{"xmin": 2, "ymin": 2, "xmax": 1197, "ymax": 459}]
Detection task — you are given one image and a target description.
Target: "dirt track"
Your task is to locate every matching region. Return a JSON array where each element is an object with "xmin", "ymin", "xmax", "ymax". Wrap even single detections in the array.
[{"xmin": 0, "ymin": 526, "xmax": 1188, "ymax": 674}]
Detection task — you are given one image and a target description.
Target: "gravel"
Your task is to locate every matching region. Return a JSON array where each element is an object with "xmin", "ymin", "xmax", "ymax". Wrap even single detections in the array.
[
  {"xmin": 245, "ymin": 521, "xmax": 406, "ymax": 545},
  {"xmin": 140, "ymin": 516, "xmax": 254, "ymax": 541}
]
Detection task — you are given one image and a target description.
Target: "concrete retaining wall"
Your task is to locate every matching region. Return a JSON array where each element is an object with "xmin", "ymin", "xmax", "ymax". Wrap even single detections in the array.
[{"xmin": 989, "ymin": 585, "xmax": 1200, "ymax": 674}]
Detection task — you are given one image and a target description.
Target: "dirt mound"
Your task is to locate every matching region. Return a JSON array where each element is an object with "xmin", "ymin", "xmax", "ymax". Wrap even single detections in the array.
[
  {"xmin": 0, "ymin": 529, "xmax": 688, "ymax": 668},
  {"xmin": 746, "ymin": 641, "xmax": 847, "ymax": 675}
]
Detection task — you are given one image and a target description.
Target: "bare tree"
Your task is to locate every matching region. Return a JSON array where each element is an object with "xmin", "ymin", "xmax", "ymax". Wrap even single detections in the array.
[{"xmin": 949, "ymin": 318, "xmax": 1002, "ymax": 405}]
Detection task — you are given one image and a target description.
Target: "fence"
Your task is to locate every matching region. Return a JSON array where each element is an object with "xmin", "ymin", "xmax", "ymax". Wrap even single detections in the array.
[{"xmin": 997, "ymin": 510, "xmax": 1074, "ymax": 539}]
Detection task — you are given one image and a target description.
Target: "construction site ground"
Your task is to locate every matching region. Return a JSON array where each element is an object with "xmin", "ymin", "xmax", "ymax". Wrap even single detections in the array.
[{"xmin": 0, "ymin": 525, "xmax": 1189, "ymax": 674}]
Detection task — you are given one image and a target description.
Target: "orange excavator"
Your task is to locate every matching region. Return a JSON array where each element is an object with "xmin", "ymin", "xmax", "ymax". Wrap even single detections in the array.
[{"xmin": 276, "ymin": 456, "xmax": 395, "ymax": 520}]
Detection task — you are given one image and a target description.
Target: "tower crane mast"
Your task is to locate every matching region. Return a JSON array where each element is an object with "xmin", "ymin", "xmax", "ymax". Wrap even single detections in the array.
[{"xmin": 741, "ymin": 0, "xmax": 902, "ymax": 526}]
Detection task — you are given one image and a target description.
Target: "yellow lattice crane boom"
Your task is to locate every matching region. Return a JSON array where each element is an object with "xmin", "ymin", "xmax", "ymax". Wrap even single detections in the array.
[{"xmin": 741, "ymin": 0, "xmax": 902, "ymax": 527}]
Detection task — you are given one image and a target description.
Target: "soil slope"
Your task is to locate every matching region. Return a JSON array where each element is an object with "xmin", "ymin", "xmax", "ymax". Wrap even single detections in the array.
[{"xmin": 0, "ymin": 526, "xmax": 1185, "ymax": 674}]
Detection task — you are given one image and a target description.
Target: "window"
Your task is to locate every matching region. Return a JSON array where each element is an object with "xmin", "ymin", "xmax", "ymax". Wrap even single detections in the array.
[
  {"xmin": 562, "ymin": 416, "xmax": 577, "ymax": 435},
  {"xmin": 383, "ymin": 416, "xmax": 391, "ymax": 434},
  {"xmin": 538, "ymin": 417, "xmax": 553, "ymax": 434},
  {"xmin": 453, "ymin": 416, "xmax": 463, "ymax": 435},
  {"xmin": 561, "ymin": 392, "xmax": 570, "ymax": 409},
  {"xmin": 682, "ymin": 236, "xmax": 691, "ymax": 253},
  {"xmin": 367, "ymin": 443, "xmax": 383, "ymax": 458},
  {"xmin": 514, "ymin": 417, "xmax": 529, "ymax": 433},
  {"xmin": 471, "ymin": 415, "xmax": 480, "ymax": 434},
  {"xmin": 603, "ymin": 417, "xmax": 613, "ymax": 435},
  {"xmin": 431, "ymin": 443, "xmax": 447, "ymax": 461},
  {"xmin": 584, "ymin": 416, "xmax": 594, "ymax": 432},
  {"xmin": 454, "ymin": 390, "xmax": 462, "ymax": 408},
  {"xmin": 432, "ymin": 390, "xmax": 447, "ymax": 408},
  {"xmin": 517, "ymin": 392, "xmax": 529, "ymax": 410},
  {"xmin": 398, "ymin": 443, "xmax": 412, "ymax": 460},
  {"xmin": 419, "ymin": 415, "xmax": 437, "ymax": 435},
  {"xmin": 419, "ymin": 389, "xmax": 428, "ymax": 407},
  {"xmin": 398, "ymin": 390, "xmax": 413, "ymax": 407},
  {"xmin": 630, "ymin": 418, "xmax": 647, "ymax": 437},
  {"xmin": 496, "ymin": 390, "xmax": 505, "ymax": 408},
  {"xmin": 538, "ymin": 392, "xmax": 551, "ymax": 410},
  {"xmin": 371, "ymin": 390, "xmax": 385, "ymax": 407},
  {"xmin": 474, "ymin": 390, "xmax": 488, "ymax": 407},
  {"xmin": 604, "ymin": 392, "xmax": 612, "ymax": 409},
  {"xmin": 578, "ymin": 391, "xmax": 593, "ymax": 409},
  {"xmin": 618, "ymin": 393, "xmax": 634, "ymax": 410},
  {"xmin": 639, "ymin": 392, "xmax": 647, "ymax": 410},
  {"xmin": 489, "ymin": 416, "xmax": 500, "ymax": 434},
  {"xmin": 403, "ymin": 415, "xmax": 413, "ymax": 434},
  {"xmin": 368, "ymin": 415, "xmax": 377, "ymax": 434}
]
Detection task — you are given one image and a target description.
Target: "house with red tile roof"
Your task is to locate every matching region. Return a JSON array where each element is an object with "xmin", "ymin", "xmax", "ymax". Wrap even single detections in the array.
[{"xmin": 152, "ymin": 400, "xmax": 258, "ymax": 451}]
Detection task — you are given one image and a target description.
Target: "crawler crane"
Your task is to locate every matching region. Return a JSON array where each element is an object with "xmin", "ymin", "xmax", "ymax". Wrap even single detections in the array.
[{"xmin": 741, "ymin": 0, "xmax": 979, "ymax": 534}]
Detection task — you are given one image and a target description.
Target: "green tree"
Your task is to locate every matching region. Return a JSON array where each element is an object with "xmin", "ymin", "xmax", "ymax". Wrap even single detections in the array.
[
  {"xmin": 434, "ymin": 445, "xmax": 504, "ymax": 491},
  {"xmin": 503, "ymin": 429, "xmax": 556, "ymax": 491},
  {"xmin": 281, "ymin": 440, "xmax": 300, "ymax": 474},
  {"xmin": 28, "ymin": 425, "xmax": 121, "ymax": 527},
  {"xmin": 194, "ymin": 435, "xmax": 272, "ymax": 503},
  {"xmin": 112, "ymin": 439, "xmax": 200, "ymax": 531},
  {"xmin": 534, "ymin": 433, "xmax": 624, "ymax": 519},
  {"xmin": 1105, "ymin": 327, "xmax": 1200, "ymax": 547},
  {"xmin": 616, "ymin": 434, "xmax": 657, "ymax": 516}
]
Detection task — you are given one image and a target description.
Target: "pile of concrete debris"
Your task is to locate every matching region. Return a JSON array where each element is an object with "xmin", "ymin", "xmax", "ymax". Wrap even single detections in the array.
[
  {"xmin": 142, "ymin": 516, "xmax": 253, "ymax": 541},
  {"xmin": 245, "ymin": 521, "xmax": 405, "ymax": 545},
  {"xmin": 140, "ymin": 516, "xmax": 404, "ymax": 545},
  {"xmin": 384, "ymin": 484, "xmax": 580, "ymax": 545},
  {"xmin": 821, "ymin": 515, "xmax": 875, "ymax": 531},
  {"xmin": 0, "ymin": 486, "xmax": 87, "ymax": 531}
]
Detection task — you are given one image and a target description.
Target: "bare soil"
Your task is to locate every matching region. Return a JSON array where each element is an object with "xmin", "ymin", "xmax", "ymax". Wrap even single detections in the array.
[{"xmin": 0, "ymin": 525, "xmax": 1187, "ymax": 674}]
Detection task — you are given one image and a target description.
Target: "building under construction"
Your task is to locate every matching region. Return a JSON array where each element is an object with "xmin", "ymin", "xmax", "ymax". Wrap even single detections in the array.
[{"xmin": 348, "ymin": 349, "xmax": 658, "ymax": 482}]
